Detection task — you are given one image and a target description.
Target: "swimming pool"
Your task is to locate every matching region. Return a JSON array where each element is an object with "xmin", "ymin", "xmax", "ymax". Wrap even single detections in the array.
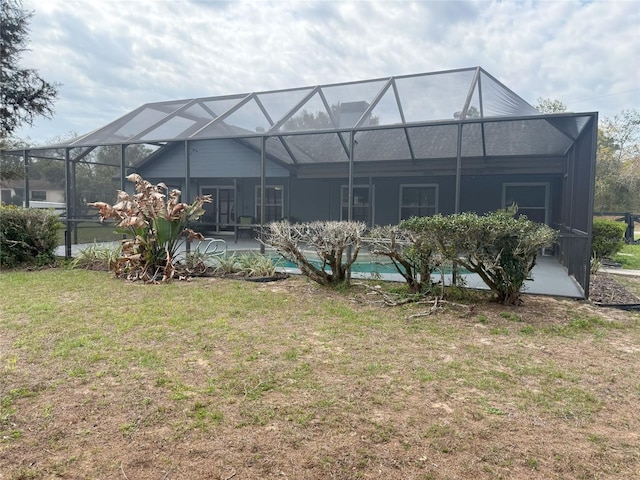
[{"xmin": 271, "ymin": 254, "xmax": 467, "ymax": 277}]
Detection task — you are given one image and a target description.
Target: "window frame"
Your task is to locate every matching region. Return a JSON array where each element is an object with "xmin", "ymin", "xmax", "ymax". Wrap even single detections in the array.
[
  {"xmin": 399, "ymin": 184, "xmax": 439, "ymax": 220},
  {"xmin": 30, "ymin": 190, "xmax": 47, "ymax": 201},
  {"xmin": 502, "ymin": 182, "xmax": 549, "ymax": 225},
  {"xmin": 340, "ymin": 184, "xmax": 374, "ymax": 223},
  {"xmin": 255, "ymin": 185, "xmax": 284, "ymax": 223}
]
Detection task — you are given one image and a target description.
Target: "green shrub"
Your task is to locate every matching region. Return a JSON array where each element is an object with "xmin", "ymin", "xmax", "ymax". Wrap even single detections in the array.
[
  {"xmin": 210, "ymin": 252, "xmax": 279, "ymax": 278},
  {"xmin": 402, "ymin": 210, "xmax": 557, "ymax": 305},
  {"xmin": 592, "ymin": 218, "xmax": 626, "ymax": 259},
  {"xmin": 0, "ymin": 205, "xmax": 61, "ymax": 267},
  {"xmin": 236, "ymin": 252, "xmax": 278, "ymax": 277},
  {"xmin": 70, "ymin": 243, "xmax": 122, "ymax": 271}
]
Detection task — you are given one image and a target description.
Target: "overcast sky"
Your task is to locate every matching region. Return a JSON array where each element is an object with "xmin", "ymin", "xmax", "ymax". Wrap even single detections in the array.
[{"xmin": 15, "ymin": 0, "xmax": 640, "ymax": 145}]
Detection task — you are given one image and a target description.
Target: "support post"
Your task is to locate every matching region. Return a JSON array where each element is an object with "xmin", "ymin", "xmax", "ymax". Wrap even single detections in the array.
[
  {"xmin": 184, "ymin": 141, "xmax": 191, "ymax": 253},
  {"xmin": 120, "ymin": 144, "xmax": 127, "ymax": 192},
  {"xmin": 260, "ymin": 136, "xmax": 266, "ymax": 254},
  {"xmin": 23, "ymin": 149, "xmax": 29, "ymax": 207},
  {"xmin": 453, "ymin": 123, "xmax": 463, "ymax": 285},
  {"xmin": 64, "ymin": 148, "xmax": 72, "ymax": 258},
  {"xmin": 184, "ymin": 141, "xmax": 190, "ymax": 202},
  {"xmin": 348, "ymin": 133, "xmax": 355, "ymax": 222},
  {"xmin": 347, "ymin": 133, "xmax": 356, "ymax": 280},
  {"xmin": 71, "ymin": 160, "xmax": 78, "ymax": 244},
  {"xmin": 583, "ymin": 114, "xmax": 599, "ymax": 299},
  {"xmin": 454, "ymin": 123, "xmax": 462, "ymax": 214}
]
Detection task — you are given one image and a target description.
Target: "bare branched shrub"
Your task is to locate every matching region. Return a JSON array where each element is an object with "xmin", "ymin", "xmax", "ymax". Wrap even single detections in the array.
[
  {"xmin": 367, "ymin": 225, "xmax": 441, "ymax": 294},
  {"xmin": 88, "ymin": 173, "xmax": 211, "ymax": 282},
  {"xmin": 262, "ymin": 221, "xmax": 366, "ymax": 286}
]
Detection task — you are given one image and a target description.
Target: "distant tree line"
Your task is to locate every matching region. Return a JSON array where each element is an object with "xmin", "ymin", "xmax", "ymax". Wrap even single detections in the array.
[{"xmin": 537, "ymin": 98, "xmax": 639, "ymax": 213}]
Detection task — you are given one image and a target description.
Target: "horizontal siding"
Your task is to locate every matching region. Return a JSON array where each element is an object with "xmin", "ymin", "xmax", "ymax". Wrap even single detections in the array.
[{"xmin": 140, "ymin": 140, "xmax": 289, "ymax": 178}]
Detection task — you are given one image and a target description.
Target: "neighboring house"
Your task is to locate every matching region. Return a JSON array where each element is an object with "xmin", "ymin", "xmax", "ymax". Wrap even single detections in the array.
[
  {"xmin": 0, "ymin": 67, "xmax": 597, "ymax": 296},
  {"xmin": 1, "ymin": 179, "xmax": 64, "ymax": 207}
]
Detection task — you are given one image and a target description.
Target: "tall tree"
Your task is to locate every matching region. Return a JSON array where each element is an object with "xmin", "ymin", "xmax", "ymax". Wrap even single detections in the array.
[
  {"xmin": 0, "ymin": 0, "xmax": 58, "ymax": 144},
  {"xmin": 0, "ymin": 136, "xmax": 29, "ymax": 183},
  {"xmin": 535, "ymin": 97, "xmax": 567, "ymax": 114},
  {"xmin": 594, "ymin": 109, "xmax": 640, "ymax": 212}
]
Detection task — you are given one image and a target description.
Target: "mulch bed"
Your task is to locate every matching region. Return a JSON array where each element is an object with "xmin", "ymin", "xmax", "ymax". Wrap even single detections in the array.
[{"xmin": 589, "ymin": 272, "xmax": 640, "ymax": 305}]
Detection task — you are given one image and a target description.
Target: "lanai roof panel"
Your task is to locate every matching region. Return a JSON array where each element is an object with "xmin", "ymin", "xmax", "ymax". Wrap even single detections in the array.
[{"xmin": 7, "ymin": 67, "xmax": 591, "ymax": 161}]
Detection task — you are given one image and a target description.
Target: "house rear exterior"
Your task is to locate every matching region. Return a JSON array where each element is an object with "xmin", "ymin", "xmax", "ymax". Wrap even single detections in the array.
[{"xmin": 1, "ymin": 67, "xmax": 597, "ymax": 296}]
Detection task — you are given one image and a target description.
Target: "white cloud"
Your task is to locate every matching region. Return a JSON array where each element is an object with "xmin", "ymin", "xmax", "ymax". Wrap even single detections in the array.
[{"xmin": 14, "ymin": 0, "xmax": 640, "ymax": 144}]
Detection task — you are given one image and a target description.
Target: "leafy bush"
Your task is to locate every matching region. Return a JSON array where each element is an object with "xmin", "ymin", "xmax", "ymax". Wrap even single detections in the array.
[
  {"xmin": 0, "ymin": 205, "xmax": 61, "ymax": 267},
  {"xmin": 592, "ymin": 218, "xmax": 626, "ymax": 259},
  {"xmin": 262, "ymin": 221, "xmax": 366, "ymax": 286},
  {"xmin": 402, "ymin": 210, "xmax": 557, "ymax": 305},
  {"xmin": 214, "ymin": 253, "xmax": 239, "ymax": 275},
  {"xmin": 210, "ymin": 252, "xmax": 279, "ymax": 278},
  {"xmin": 71, "ymin": 243, "xmax": 121, "ymax": 271},
  {"xmin": 88, "ymin": 174, "xmax": 210, "ymax": 282},
  {"xmin": 367, "ymin": 225, "xmax": 441, "ymax": 293},
  {"xmin": 236, "ymin": 252, "xmax": 278, "ymax": 277}
]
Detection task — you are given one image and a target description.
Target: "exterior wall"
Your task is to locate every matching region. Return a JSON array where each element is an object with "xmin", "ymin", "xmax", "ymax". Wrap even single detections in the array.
[
  {"xmin": 459, "ymin": 174, "xmax": 563, "ymax": 225},
  {"xmin": 287, "ymin": 174, "xmax": 562, "ymax": 227},
  {"xmin": 139, "ymin": 139, "xmax": 289, "ymax": 179},
  {"xmin": 1, "ymin": 186, "xmax": 64, "ymax": 204},
  {"xmin": 137, "ymin": 141, "xmax": 566, "ymax": 229}
]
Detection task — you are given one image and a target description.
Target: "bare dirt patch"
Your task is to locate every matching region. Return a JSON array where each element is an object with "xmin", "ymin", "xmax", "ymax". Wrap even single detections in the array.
[{"xmin": 1, "ymin": 271, "xmax": 639, "ymax": 479}]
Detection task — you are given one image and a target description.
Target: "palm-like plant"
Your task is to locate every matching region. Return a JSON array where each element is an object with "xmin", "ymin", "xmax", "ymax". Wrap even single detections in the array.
[{"xmin": 89, "ymin": 174, "xmax": 211, "ymax": 282}]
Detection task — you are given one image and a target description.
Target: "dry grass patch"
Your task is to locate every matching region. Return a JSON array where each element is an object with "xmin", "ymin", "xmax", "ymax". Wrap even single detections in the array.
[{"xmin": 1, "ymin": 270, "xmax": 639, "ymax": 479}]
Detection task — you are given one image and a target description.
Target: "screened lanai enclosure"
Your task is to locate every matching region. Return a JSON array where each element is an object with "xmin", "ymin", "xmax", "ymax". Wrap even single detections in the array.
[{"xmin": 1, "ymin": 67, "xmax": 597, "ymax": 297}]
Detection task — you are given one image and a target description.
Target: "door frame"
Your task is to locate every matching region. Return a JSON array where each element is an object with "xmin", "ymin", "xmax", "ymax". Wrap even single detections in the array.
[{"xmin": 200, "ymin": 185, "xmax": 236, "ymax": 232}]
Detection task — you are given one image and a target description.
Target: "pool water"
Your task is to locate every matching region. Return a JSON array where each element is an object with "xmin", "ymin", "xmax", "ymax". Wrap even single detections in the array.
[{"xmin": 272, "ymin": 255, "xmax": 466, "ymax": 276}]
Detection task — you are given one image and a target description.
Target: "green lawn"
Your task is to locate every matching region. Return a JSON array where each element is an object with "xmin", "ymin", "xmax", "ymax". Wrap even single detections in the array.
[
  {"xmin": 614, "ymin": 244, "xmax": 640, "ymax": 270},
  {"xmin": 55, "ymin": 222, "xmax": 122, "ymax": 246},
  {"xmin": 1, "ymin": 270, "xmax": 639, "ymax": 479}
]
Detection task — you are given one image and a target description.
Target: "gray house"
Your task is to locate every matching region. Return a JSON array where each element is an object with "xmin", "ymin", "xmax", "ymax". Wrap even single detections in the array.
[{"xmin": 3, "ymin": 67, "xmax": 597, "ymax": 297}]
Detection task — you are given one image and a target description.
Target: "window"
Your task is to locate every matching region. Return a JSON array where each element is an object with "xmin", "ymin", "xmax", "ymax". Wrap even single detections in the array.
[
  {"xmin": 503, "ymin": 183, "xmax": 549, "ymax": 224},
  {"xmin": 341, "ymin": 185, "xmax": 372, "ymax": 223},
  {"xmin": 1, "ymin": 189, "xmax": 11, "ymax": 203},
  {"xmin": 30, "ymin": 190, "xmax": 47, "ymax": 201},
  {"xmin": 255, "ymin": 186, "xmax": 283, "ymax": 222},
  {"xmin": 400, "ymin": 185, "xmax": 438, "ymax": 220}
]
